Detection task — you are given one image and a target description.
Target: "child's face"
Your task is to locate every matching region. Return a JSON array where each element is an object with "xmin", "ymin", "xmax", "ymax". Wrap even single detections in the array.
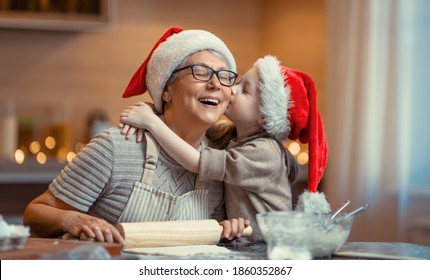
[{"xmin": 225, "ymin": 67, "xmax": 262, "ymax": 129}]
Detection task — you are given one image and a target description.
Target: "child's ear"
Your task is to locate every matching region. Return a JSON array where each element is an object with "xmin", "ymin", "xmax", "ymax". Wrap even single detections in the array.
[{"xmin": 257, "ymin": 114, "xmax": 266, "ymax": 127}]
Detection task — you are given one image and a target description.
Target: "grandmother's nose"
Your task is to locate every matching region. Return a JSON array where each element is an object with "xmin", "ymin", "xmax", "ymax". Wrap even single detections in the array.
[{"xmin": 207, "ymin": 73, "xmax": 222, "ymax": 89}]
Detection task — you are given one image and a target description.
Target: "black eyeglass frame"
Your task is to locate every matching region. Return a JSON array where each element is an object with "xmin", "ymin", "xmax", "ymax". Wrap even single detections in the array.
[{"xmin": 172, "ymin": 64, "xmax": 238, "ymax": 87}]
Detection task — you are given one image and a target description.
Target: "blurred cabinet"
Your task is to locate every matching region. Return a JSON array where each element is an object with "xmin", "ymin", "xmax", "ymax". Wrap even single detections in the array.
[
  {"xmin": 0, "ymin": 0, "xmax": 116, "ymax": 31},
  {"xmin": 0, "ymin": 161, "xmax": 64, "ymax": 218},
  {"xmin": 0, "ymin": 183, "xmax": 47, "ymax": 217}
]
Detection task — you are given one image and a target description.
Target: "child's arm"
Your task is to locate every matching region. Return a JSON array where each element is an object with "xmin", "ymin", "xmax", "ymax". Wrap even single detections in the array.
[{"xmin": 119, "ymin": 102, "xmax": 200, "ymax": 173}]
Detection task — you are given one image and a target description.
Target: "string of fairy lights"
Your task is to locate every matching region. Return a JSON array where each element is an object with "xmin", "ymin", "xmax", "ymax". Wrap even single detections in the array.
[
  {"xmin": 10, "ymin": 130, "xmax": 308, "ymax": 166},
  {"xmin": 13, "ymin": 136, "xmax": 85, "ymax": 165}
]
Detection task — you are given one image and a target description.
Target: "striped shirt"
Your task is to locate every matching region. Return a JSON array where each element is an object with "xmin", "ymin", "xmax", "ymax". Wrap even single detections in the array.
[{"xmin": 49, "ymin": 127, "xmax": 225, "ymax": 224}]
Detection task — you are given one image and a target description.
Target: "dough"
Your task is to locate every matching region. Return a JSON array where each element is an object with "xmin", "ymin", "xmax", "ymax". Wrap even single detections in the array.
[{"xmin": 123, "ymin": 245, "xmax": 230, "ymax": 256}]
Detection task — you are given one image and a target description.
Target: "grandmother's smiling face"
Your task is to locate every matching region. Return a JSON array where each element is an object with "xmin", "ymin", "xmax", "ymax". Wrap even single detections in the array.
[{"xmin": 162, "ymin": 51, "xmax": 233, "ymax": 129}]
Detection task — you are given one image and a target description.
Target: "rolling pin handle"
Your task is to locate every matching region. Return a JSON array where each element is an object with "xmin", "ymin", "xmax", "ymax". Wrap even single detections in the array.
[{"xmin": 243, "ymin": 225, "xmax": 253, "ymax": 237}]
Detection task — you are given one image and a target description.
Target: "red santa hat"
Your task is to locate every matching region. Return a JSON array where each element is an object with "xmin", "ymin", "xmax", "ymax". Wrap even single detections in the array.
[
  {"xmin": 255, "ymin": 55, "xmax": 330, "ymax": 213},
  {"xmin": 122, "ymin": 27, "xmax": 236, "ymax": 114}
]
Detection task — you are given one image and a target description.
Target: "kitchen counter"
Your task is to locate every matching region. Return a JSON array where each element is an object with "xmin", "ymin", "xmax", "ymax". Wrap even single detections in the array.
[
  {"xmin": 0, "ymin": 161, "xmax": 65, "ymax": 184},
  {"xmin": 0, "ymin": 161, "xmax": 66, "ymax": 216}
]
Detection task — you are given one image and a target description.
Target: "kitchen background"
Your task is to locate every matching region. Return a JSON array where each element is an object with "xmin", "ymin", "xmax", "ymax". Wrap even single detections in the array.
[{"xmin": 0, "ymin": 0, "xmax": 429, "ymax": 246}]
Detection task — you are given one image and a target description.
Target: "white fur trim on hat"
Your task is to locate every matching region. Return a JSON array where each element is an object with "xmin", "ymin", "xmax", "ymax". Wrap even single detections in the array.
[
  {"xmin": 146, "ymin": 29, "xmax": 236, "ymax": 113},
  {"xmin": 254, "ymin": 55, "xmax": 291, "ymax": 140},
  {"xmin": 295, "ymin": 190, "xmax": 331, "ymax": 213}
]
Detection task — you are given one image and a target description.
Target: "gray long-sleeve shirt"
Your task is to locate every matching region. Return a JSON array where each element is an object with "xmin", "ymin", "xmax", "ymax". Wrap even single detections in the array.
[{"xmin": 199, "ymin": 135, "xmax": 293, "ymax": 241}]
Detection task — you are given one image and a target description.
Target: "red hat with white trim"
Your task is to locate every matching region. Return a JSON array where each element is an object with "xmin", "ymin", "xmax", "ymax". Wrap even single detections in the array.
[
  {"xmin": 255, "ymin": 55, "xmax": 330, "ymax": 213},
  {"xmin": 122, "ymin": 27, "xmax": 236, "ymax": 114}
]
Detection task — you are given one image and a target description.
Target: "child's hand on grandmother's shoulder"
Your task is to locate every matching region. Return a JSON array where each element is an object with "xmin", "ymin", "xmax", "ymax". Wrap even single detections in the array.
[
  {"xmin": 119, "ymin": 102, "xmax": 157, "ymax": 142},
  {"xmin": 118, "ymin": 123, "xmax": 145, "ymax": 142}
]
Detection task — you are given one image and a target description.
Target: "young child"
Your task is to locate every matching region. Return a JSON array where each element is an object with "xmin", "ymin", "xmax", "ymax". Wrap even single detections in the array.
[{"xmin": 120, "ymin": 55, "xmax": 330, "ymax": 241}]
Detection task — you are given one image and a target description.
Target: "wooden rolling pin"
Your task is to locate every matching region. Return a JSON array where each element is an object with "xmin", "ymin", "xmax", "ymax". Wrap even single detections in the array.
[{"xmin": 116, "ymin": 219, "xmax": 252, "ymax": 249}]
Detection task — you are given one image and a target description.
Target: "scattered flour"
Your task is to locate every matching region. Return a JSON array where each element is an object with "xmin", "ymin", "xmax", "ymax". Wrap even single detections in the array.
[
  {"xmin": 269, "ymin": 246, "xmax": 312, "ymax": 260},
  {"xmin": 0, "ymin": 215, "xmax": 30, "ymax": 251}
]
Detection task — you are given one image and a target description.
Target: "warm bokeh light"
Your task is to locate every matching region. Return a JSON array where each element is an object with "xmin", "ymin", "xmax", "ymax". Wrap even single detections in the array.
[
  {"xmin": 29, "ymin": 141, "xmax": 41, "ymax": 154},
  {"xmin": 36, "ymin": 152, "xmax": 47, "ymax": 164},
  {"xmin": 66, "ymin": 152, "xmax": 76, "ymax": 162},
  {"xmin": 45, "ymin": 136, "xmax": 56, "ymax": 149},
  {"xmin": 14, "ymin": 149, "xmax": 25, "ymax": 164},
  {"xmin": 297, "ymin": 152, "xmax": 309, "ymax": 165},
  {"xmin": 75, "ymin": 142, "xmax": 85, "ymax": 153},
  {"xmin": 288, "ymin": 141, "xmax": 301, "ymax": 156},
  {"xmin": 56, "ymin": 147, "xmax": 68, "ymax": 163}
]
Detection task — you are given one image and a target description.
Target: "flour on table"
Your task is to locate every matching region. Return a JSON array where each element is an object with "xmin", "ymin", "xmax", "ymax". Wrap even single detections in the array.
[{"xmin": 123, "ymin": 245, "xmax": 230, "ymax": 256}]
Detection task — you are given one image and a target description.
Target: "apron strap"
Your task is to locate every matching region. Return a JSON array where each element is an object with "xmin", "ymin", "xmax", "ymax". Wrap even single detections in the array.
[
  {"xmin": 195, "ymin": 174, "xmax": 206, "ymax": 189},
  {"xmin": 141, "ymin": 132, "xmax": 161, "ymax": 185},
  {"xmin": 194, "ymin": 137, "xmax": 208, "ymax": 190}
]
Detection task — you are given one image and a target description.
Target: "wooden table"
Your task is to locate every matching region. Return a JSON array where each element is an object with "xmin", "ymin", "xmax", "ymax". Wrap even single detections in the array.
[{"xmin": 0, "ymin": 237, "xmax": 123, "ymax": 260}]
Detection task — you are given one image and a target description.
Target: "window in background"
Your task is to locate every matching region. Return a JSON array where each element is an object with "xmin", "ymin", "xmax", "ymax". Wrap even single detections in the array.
[{"xmin": 326, "ymin": 0, "xmax": 430, "ymax": 245}]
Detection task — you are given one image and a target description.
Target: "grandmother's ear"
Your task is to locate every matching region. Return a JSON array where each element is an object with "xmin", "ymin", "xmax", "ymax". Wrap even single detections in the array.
[{"xmin": 162, "ymin": 91, "xmax": 172, "ymax": 103}]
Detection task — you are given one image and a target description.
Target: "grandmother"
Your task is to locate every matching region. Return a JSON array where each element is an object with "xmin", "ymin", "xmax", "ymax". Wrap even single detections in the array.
[{"xmin": 23, "ymin": 27, "xmax": 241, "ymax": 244}]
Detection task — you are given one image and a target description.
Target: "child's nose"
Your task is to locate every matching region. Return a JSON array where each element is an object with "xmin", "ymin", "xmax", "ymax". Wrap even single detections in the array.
[{"xmin": 231, "ymin": 86, "xmax": 238, "ymax": 95}]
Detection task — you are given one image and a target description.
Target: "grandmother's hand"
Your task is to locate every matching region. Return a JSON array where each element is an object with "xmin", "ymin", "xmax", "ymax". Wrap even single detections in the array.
[{"xmin": 64, "ymin": 211, "xmax": 125, "ymax": 245}]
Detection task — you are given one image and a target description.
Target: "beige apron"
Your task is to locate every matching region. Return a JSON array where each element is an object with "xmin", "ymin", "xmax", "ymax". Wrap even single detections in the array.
[{"xmin": 118, "ymin": 132, "xmax": 209, "ymax": 223}]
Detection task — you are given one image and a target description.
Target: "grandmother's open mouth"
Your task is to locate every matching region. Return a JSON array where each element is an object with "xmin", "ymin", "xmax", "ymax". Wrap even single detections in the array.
[{"xmin": 198, "ymin": 97, "xmax": 220, "ymax": 106}]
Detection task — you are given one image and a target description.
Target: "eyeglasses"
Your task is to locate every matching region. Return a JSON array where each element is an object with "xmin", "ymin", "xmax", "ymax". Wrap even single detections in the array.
[{"xmin": 172, "ymin": 64, "xmax": 238, "ymax": 87}]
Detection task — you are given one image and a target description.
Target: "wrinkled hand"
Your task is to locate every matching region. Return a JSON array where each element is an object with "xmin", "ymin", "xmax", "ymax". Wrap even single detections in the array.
[
  {"xmin": 219, "ymin": 218, "xmax": 251, "ymax": 240},
  {"xmin": 64, "ymin": 211, "xmax": 124, "ymax": 245}
]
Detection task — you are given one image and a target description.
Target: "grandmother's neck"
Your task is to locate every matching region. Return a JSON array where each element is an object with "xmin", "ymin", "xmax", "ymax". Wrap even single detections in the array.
[{"xmin": 163, "ymin": 114, "xmax": 206, "ymax": 149}]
